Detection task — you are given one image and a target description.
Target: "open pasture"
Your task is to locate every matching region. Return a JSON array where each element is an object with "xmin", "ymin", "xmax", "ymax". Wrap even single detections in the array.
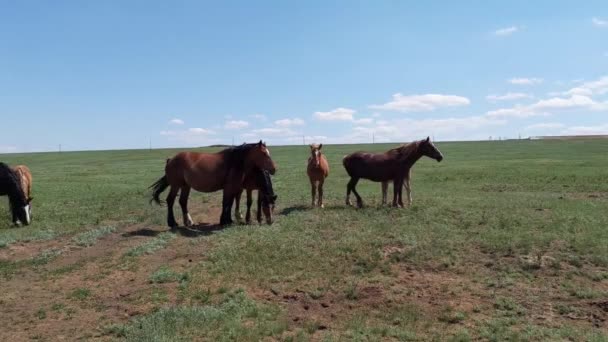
[{"xmin": 1, "ymin": 140, "xmax": 608, "ymax": 341}]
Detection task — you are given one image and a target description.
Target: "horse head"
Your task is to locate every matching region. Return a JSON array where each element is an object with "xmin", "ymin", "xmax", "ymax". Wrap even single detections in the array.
[
  {"xmin": 309, "ymin": 144, "xmax": 323, "ymax": 167},
  {"xmin": 419, "ymin": 137, "xmax": 444, "ymax": 162},
  {"xmin": 248, "ymin": 140, "xmax": 276, "ymax": 175}
]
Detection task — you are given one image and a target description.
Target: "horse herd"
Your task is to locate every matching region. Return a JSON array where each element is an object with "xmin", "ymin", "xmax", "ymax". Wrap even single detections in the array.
[{"xmin": 0, "ymin": 138, "xmax": 443, "ymax": 228}]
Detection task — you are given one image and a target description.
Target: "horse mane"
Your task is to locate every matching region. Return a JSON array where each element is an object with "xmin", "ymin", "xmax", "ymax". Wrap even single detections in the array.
[
  {"xmin": 0, "ymin": 162, "xmax": 27, "ymax": 208},
  {"xmin": 386, "ymin": 141, "xmax": 421, "ymax": 161},
  {"xmin": 220, "ymin": 143, "xmax": 259, "ymax": 171},
  {"xmin": 255, "ymin": 168, "xmax": 276, "ymax": 205}
]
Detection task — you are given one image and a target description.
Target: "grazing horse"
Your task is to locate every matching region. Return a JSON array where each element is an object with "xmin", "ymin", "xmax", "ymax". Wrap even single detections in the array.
[
  {"xmin": 0, "ymin": 163, "xmax": 31, "ymax": 226},
  {"xmin": 234, "ymin": 168, "xmax": 278, "ymax": 225},
  {"xmin": 307, "ymin": 144, "xmax": 329, "ymax": 208},
  {"xmin": 12, "ymin": 165, "xmax": 33, "ymax": 218},
  {"xmin": 342, "ymin": 137, "xmax": 443, "ymax": 208},
  {"xmin": 150, "ymin": 141, "xmax": 276, "ymax": 227}
]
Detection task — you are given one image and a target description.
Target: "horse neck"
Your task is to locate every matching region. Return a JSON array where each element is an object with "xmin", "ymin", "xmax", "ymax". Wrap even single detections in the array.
[
  {"xmin": 3, "ymin": 178, "xmax": 26, "ymax": 208},
  {"xmin": 399, "ymin": 148, "xmax": 424, "ymax": 170}
]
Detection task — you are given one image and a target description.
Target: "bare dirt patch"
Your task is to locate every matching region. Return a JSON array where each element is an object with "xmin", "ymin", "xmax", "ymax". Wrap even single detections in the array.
[{"xmin": 0, "ymin": 204, "xmax": 223, "ymax": 341}]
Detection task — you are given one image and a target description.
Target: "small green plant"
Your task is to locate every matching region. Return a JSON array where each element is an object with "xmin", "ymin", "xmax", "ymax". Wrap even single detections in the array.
[
  {"xmin": 345, "ymin": 282, "xmax": 359, "ymax": 300},
  {"xmin": 36, "ymin": 308, "xmax": 46, "ymax": 320},
  {"xmin": 72, "ymin": 226, "xmax": 116, "ymax": 247},
  {"xmin": 125, "ymin": 232, "xmax": 175, "ymax": 257},
  {"xmin": 31, "ymin": 248, "xmax": 62, "ymax": 266},
  {"xmin": 70, "ymin": 288, "xmax": 91, "ymax": 301},
  {"xmin": 149, "ymin": 266, "xmax": 180, "ymax": 284}
]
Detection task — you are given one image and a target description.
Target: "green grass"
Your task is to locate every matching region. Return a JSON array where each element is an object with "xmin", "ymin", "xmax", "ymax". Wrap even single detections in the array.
[
  {"xmin": 2, "ymin": 140, "xmax": 608, "ymax": 340},
  {"xmin": 72, "ymin": 225, "xmax": 116, "ymax": 247}
]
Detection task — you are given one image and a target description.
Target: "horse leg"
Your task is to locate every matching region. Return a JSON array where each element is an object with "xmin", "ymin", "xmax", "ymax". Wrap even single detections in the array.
[
  {"xmin": 179, "ymin": 186, "xmax": 194, "ymax": 227},
  {"xmin": 392, "ymin": 178, "xmax": 403, "ymax": 208},
  {"xmin": 404, "ymin": 176, "xmax": 412, "ymax": 207},
  {"xmin": 247, "ymin": 189, "xmax": 254, "ymax": 224},
  {"xmin": 310, "ymin": 179, "xmax": 317, "ymax": 207},
  {"xmin": 381, "ymin": 182, "xmax": 388, "ymax": 205},
  {"xmin": 345, "ymin": 178, "xmax": 354, "ymax": 206},
  {"xmin": 348, "ymin": 178, "xmax": 363, "ymax": 208},
  {"xmin": 220, "ymin": 190, "xmax": 235, "ymax": 226},
  {"xmin": 318, "ymin": 179, "xmax": 325, "ymax": 208},
  {"xmin": 166, "ymin": 186, "xmax": 179, "ymax": 228},
  {"xmin": 234, "ymin": 190, "xmax": 244, "ymax": 223}
]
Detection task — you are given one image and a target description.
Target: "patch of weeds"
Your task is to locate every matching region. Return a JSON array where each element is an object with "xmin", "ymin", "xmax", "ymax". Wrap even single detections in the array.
[
  {"xmin": 72, "ymin": 226, "xmax": 116, "ymax": 247},
  {"xmin": 36, "ymin": 308, "xmax": 46, "ymax": 320},
  {"xmin": 449, "ymin": 329, "xmax": 472, "ymax": 342},
  {"xmin": 125, "ymin": 232, "xmax": 175, "ymax": 257},
  {"xmin": 569, "ymin": 287, "xmax": 601, "ymax": 300},
  {"xmin": 555, "ymin": 303, "xmax": 575, "ymax": 316},
  {"xmin": 567, "ymin": 255, "xmax": 584, "ymax": 268},
  {"xmin": 438, "ymin": 307, "xmax": 466, "ymax": 324},
  {"xmin": 304, "ymin": 320, "xmax": 321, "ymax": 334},
  {"xmin": 51, "ymin": 303, "xmax": 66, "ymax": 312},
  {"xmin": 149, "ymin": 266, "xmax": 180, "ymax": 284},
  {"xmin": 151, "ymin": 288, "xmax": 169, "ymax": 304},
  {"xmin": 590, "ymin": 272, "xmax": 608, "ymax": 282},
  {"xmin": 111, "ymin": 290, "xmax": 287, "ymax": 340},
  {"xmin": 103, "ymin": 324, "xmax": 127, "ymax": 338},
  {"xmin": 494, "ymin": 297, "xmax": 525, "ymax": 316},
  {"xmin": 31, "ymin": 248, "xmax": 62, "ymax": 266},
  {"xmin": 70, "ymin": 288, "xmax": 91, "ymax": 301},
  {"xmin": 192, "ymin": 289, "xmax": 211, "ymax": 304},
  {"xmin": 345, "ymin": 282, "xmax": 359, "ymax": 300},
  {"xmin": 0, "ymin": 260, "xmax": 20, "ymax": 279},
  {"xmin": 308, "ymin": 287, "xmax": 326, "ymax": 300},
  {"xmin": 49, "ymin": 261, "xmax": 84, "ymax": 277}
]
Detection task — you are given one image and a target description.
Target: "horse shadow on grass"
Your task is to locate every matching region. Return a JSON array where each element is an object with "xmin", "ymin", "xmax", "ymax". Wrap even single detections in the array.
[
  {"xmin": 279, "ymin": 204, "xmax": 351, "ymax": 216},
  {"xmin": 122, "ymin": 222, "xmax": 226, "ymax": 238}
]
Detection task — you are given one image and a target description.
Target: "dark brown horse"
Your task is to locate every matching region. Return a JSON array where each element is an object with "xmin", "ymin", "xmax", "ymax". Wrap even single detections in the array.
[
  {"xmin": 307, "ymin": 144, "xmax": 329, "ymax": 208},
  {"xmin": 234, "ymin": 168, "xmax": 277, "ymax": 225},
  {"xmin": 342, "ymin": 137, "xmax": 443, "ymax": 208},
  {"xmin": 150, "ymin": 141, "xmax": 276, "ymax": 227},
  {"xmin": 381, "ymin": 170, "xmax": 411, "ymax": 206}
]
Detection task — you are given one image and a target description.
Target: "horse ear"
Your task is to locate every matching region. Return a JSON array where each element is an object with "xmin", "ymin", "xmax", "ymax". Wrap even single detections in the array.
[
  {"xmin": 258, "ymin": 140, "xmax": 263, "ymax": 146},
  {"xmin": 27, "ymin": 197, "xmax": 33, "ymax": 203},
  {"xmin": 425, "ymin": 136, "xmax": 430, "ymax": 143},
  {"xmin": 318, "ymin": 144, "xmax": 323, "ymax": 150}
]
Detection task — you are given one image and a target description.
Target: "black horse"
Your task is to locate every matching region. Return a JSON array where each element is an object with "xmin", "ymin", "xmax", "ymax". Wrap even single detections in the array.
[{"xmin": 0, "ymin": 162, "xmax": 31, "ymax": 226}]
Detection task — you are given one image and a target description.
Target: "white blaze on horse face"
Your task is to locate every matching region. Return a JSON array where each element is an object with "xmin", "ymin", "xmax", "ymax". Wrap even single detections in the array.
[
  {"xmin": 265, "ymin": 147, "xmax": 271, "ymax": 157},
  {"xmin": 24, "ymin": 205, "xmax": 30, "ymax": 225}
]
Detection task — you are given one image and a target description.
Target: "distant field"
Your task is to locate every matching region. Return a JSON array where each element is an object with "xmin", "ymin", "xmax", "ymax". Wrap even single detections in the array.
[{"xmin": 1, "ymin": 140, "xmax": 607, "ymax": 341}]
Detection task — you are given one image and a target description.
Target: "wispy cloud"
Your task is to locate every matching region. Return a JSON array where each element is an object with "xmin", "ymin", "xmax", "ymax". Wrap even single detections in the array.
[
  {"xmin": 250, "ymin": 114, "xmax": 267, "ymax": 121},
  {"xmin": 275, "ymin": 118, "xmax": 305, "ymax": 127},
  {"xmin": 494, "ymin": 26, "xmax": 520, "ymax": 36},
  {"xmin": 487, "ymin": 94, "xmax": 608, "ymax": 118},
  {"xmin": 224, "ymin": 120, "xmax": 249, "ymax": 130},
  {"xmin": 313, "ymin": 108, "xmax": 356, "ymax": 121},
  {"xmin": 525, "ymin": 123, "xmax": 565, "ymax": 130},
  {"xmin": 369, "ymin": 93, "xmax": 470, "ymax": 112},
  {"xmin": 160, "ymin": 127, "xmax": 216, "ymax": 145},
  {"xmin": 486, "ymin": 92, "xmax": 533, "ymax": 102},
  {"xmin": 509, "ymin": 78, "xmax": 543, "ymax": 85},
  {"xmin": 169, "ymin": 118, "xmax": 184, "ymax": 125},
  {"xmin": 592, "ymin": 17, "xmax": 608, "ymax": 27},
  {"xmin": 562, "ymin": 124, "xmax": 608, "ymax": 135}
]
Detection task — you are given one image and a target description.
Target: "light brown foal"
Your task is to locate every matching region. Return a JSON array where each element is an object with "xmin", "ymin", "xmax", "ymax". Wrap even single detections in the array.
[{"xmin": 306, "ymin": 144, "xmax": 329, "ymax": 208}]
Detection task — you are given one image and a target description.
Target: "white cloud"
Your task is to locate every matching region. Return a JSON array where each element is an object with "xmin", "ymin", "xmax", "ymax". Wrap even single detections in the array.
[
  {"xmin": 275, "ymin": 118, "xmax": 305, "ymax": 127},
  {"xmin": 314, "ymin": 107, "xmax": 356, "ymax": 121},
  {"xmin": 486, "ymin": 92, "xmax": 533, "ymax": 102},
  {"xmin": 563, "ymin": 76, "xmax": 608, "ymax": 96},
  {"xmin": 285, "ymin": 135, "xmax": 328, "ymax": 143},
  {"xmin": 525, "ymin": 123, "xmax": 565, "ymax": 130},
  {"xmin": 353, "ymin": 118, "xmax": 374, "ymax": 125},
  {"xmin": 369, "ymin": 93, "xmax": 470, "ymax": 112},
  {"xmin": 486, "ymin": 94, "xmax": 608, "ymax": 118},
  {"xmin": 169, "ymin": 118, "xmax": 184, "ymax": 125},
  {"xmin": 160, "ymin": 127, "xmax": 216, "ymax": 145},
  {"xmin": 592, "ymin": 17, "xmax": 608, "ymax": 27},
  {"xmin": 509, "ymin": 78, "xmax": 543, "ymax": 85},
  {"xmin": 494, "ymin": 26, "xmax": 519, "ymax": 36},
  {"xmin": 344, "ymin": 115, "xmax": 505, "ymax": 142},
  {"xmin": 250, "ymin": 114, "xmax": 267, "ymax": 121},
  {"xmin": 562, "ymin": 124, "xmax": 608, "ymax": 135},
  {"xmin": 224, "ymin": 120, "xmax": 249, "ymax": 130},
  {"xmin": 246, "ymin": 127, "xmax": 298, "ymax": 137}
]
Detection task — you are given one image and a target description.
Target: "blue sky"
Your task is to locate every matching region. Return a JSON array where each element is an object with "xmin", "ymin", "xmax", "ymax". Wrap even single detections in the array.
[{"xmin": 1, "ymin": 1, "xmax": 607, "ymax": 152}]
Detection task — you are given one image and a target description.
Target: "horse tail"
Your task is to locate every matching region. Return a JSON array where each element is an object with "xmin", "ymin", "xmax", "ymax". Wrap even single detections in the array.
[{"xmin": 150, "ymin": 175, "xmax": 169, "ymax": 205}]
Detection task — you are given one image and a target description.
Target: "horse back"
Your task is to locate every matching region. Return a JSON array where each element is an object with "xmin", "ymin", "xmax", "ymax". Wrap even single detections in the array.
[
  {"xmin": 343, "ymin": 151, "xmax": 399, "ymax": 182},
  {"xmin": 165, "ymin": 152, "xmax": 228, "ymax": 192}
]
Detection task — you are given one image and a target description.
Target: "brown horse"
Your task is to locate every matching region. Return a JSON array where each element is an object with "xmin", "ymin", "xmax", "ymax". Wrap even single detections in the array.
[
  {"xmin": 342, "ymin": 137, "xmax": 443, "ymax": 208},
  {"xmin": 307, "ymin": 144, "xmax": 329, "ymax": 208},
  {"xmin": 381, "ymin": 169, "xmax": 411, "ymax": 206},
  {"xmin": 12, "ymin": 165, "xmax": 33, "ymax": 221},
  {"xmin": 234, "ymin": 167, "xmax": 277, "ymax": 225},
  {"xmin": 150, "ymin": 141, "xmax": 276, "ymax": 227}
]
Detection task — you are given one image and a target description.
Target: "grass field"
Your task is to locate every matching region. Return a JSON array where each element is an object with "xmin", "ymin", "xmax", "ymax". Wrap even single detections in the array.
[{"xmin": 1, "ymin": 140, "xmax": 608, "ymax": 341}]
